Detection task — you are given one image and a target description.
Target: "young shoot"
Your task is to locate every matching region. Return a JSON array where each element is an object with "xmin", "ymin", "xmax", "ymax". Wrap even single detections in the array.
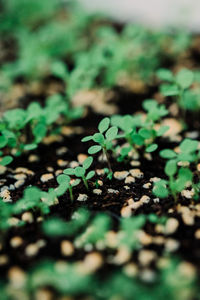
[
  {"xmin": 56, "ymin": 174, "xmax": 80, "ymax": 202},
  {"xmin": 153, "ymin": 138, "xmax": 199, "ymax": 201},
  {"xmin": 81, "ymin": 118, "xmax": 118, "ymax": 176},
  {"xmin": 62, "ymin": 157, "xmax": 95, "ymax": 191},
  {"xmin": 157, "ymin": 68, "xmax": 196, "ymax": 111}
]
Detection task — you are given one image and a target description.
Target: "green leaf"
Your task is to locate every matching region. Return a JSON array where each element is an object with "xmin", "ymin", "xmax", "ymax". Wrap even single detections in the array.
[
  {"xmin": 75, "ymin": 167, "xmax": 85, "ymax": 177},
  {"xmin": 57, "ymin": 174, "xmax": 70, "ymax": 185},
  {"xmin": 153, "ymin": 180, "xmax": 169, "ymax": 198},
  {"xmin": 146, "ymin": 144, "xmax": 158, "ymax": 153},
  {"xmin": 56, "ymin": 182, "xmax": 68, "ymax": 196},
  {"xmin": 161, "ymin": 84, "xmax": 179, "ymax": 96},
  {"xmin": 142, "ymin": 99, "xmax": 157, "ymax": 112},
  {"xmin": 160, "ymin": 149, "xmax": 177, "ymax": 159},
  {"xmin": 176, "ymin": 69, "xmax": 194, "ymax": 89},
  {"xmin": 180, "ymin": 138, "xmax": 198, "ymax": 153},
  {"xmin": 24, "ymin": 144, "xmax": 37, "ymax": 151},
  {"xmin": 156, "ymin": 125, "xmax": 169, "ymax": 137},
  {"xmin": 63, "ymin": 168, "xmax": 75, "ymax": 175},
  {"xmin": 81, "ymin": 136, "xmax": 93, "ymax": 142},
  {"xmin": 165, "ymin": 159, "xmax": 177, "ymax": 176},
  {"xmin": 88, "ymin": 145, "xmax": 102, "ymax": 154},
  {"xmin": 33, "ymin": 123, "xmax": 47, "ymax": 141},
  {"xmin": 132, "ymin": 134, "xmax": 144, "ymax": 146},
  {"xmin": 51, "ymin": 61, "xmax": 68, "ymax": 79},
  {"xmin": 42, "ymin": 217, "xmax": 68, "ymax": 237},
  {"xmin": 156, "ymin": 69, "xmax": 174, "ymax": 82},
  {"xmin": 98, "ymin": 117, "xmax": 110, "ymax": 133},
  {"xmin": 177, "ymin": 153, "xmax": 194, "ymax": 162},
  {"xmin": 86, "ymin": 171, "xmax": 95, "ymax": 180},
  {"xmin": 0, "ymin": 135, "xmax": 7, "ymax": 148},
  {"xmin": 138, "ymin": 128, "xmax": 152, "ymax": 139},
  {"xmin": 83, "ymin": 156, "xmax": 93, "ymax": 170},
  {"xmin": 178, "ymin": 167, "xmax": 193, "ymax": 183},
  {"xmin": 105, "ymin": 126, "xmax": 118, "ymax": 141},
  {"xmin": 93, "ymin": 133, "xmax": 104, "ymax": 144},
  {"xmin": 71, "ymin": 179, "xmax": 81, "ymax": 187},
  {"xmin": 0, "ymin": 156, "xmax": 13, "ymax": 166}
]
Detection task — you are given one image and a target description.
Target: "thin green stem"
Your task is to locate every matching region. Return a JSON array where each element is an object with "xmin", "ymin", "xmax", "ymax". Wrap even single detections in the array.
[
  {"xmin": 83, "ymin": 176, "xmax": 89, "ymax": 190},
  {"xmin": 69, "ymin": 186, "xmax": 73, "ymax": 202},
  {"xmin": 103, "ymin": 147, "xmax": 112, "ymax": 174}
]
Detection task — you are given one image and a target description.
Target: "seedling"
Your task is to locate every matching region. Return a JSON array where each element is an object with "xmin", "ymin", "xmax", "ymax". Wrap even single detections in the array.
[
  {"xmin": 153, "ymin": 165, "xmax": 193, "ymax": 202},
  {"xmin": 82, "ymin": 118, "xmax": 118, "ymax": 174},
  {"xmin": 157, "ymin": 68, "xmax": 197, "ymax": 111},
  {"xmin": 160, "ymin": 138, "xmax": 199, "ymax": 164},
  {"xmin": 62, "ymin": 157, "xmax": 95, "ymax": 190},
  {"xmin": 56, "ymin": 174, "xmax": 80, "ymax": 202},
  {"xmin": 153, "ymin": 138, "xmax": 199, "ymax": 201},
  {"xmin": 111, "ymin": 100, "xmax": 169, "ymax": 159},
  {"xmin": 0, "ymin": 92, "xmax": 83, "ymax": 166}
]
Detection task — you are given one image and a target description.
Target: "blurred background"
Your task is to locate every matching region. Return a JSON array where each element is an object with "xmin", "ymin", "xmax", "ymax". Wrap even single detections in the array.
[{"xmin": 79, "ymin": 0, "xmax": 200, "ymax": 31}]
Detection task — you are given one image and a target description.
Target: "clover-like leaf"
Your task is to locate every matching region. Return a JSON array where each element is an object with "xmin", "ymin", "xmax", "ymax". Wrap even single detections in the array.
[
  {"xmin": 161, "ymin": 84, "xmax": 179, "ymax": 96},
  {"xmin": 98, "ymin": 117, "xmax": 110, "ymax": 133},
  {"xmin": 156, "ymin": 125, "xmax": 169, "ymax": 137},
  {"xmin": 93, "ymin": 133, "xmax": 104, "ymax": 144},
  {"xmin": 180, "ymin": 138, "xmax": 198, "ymax": 153},
  {"xmin": 55, "ymin": 182, "xmax": 68, "ymax": 196},
  {"xmin": 165, "ymin": 159, "xmax": 177, "ymax": 176},
  {"xmin": 81, "ymin": 136, "xmax": 93, "ymax": 142},
  {"xmin": 63, "ymin": 168, "xmax": 75, "ymax": 175},
  {"xmin": 83, "ymin": 156, "xmax": 93, "ymax": 170},
  {"xmin": 156, "ymin": 69, "xmax": 174, "ymax": 82},
  {"xmin": 176, "ymin": 69, "xmax": 194, "ymax": 89},
  {"xmin": 105, "ymin": 126, "xmax": 118, "ymax": 141},
  {"xmin": 0, "ymin": 156, "xmax": 13, "ymax": 166},
  {"xmin": 24, "ymin": 144, "xmax": 37, "ymax": 151},
  {"xmin": 0, "ymin": 136, "xmax": 7, "ymax": 148},
  {"xmin": 142, "ymin": 99, "xmax": 157, "ymax": 112},
  {"xmin": 71, "ymin": 179, "xmax": 81, "ymax": 187},
  {"xmin": 88, "ymin": 145, "xmax": 102, "ymax": 154},
  {"xmin": 160, "ymin": 149, "xmax": 177, "ymax": 159},
  {"xmin": 75, "ymin": 167, "xmax": 85, "ymax": 177},
  {"xmin": 132, "ymin": 134, "xmax": 144, "ymax": 146},
  {"xmin": 57, "ymin": 174, "xmax": 70, "ymax": 185},
  {"xmin": 146, "ymin": 143, "xmax": 158, "ymax": 153},
  {"xmin": 139, "ymin": 128, "xmax": 152, "ymax": 139},
  {"xmin": 153, "ymin": 180, "xmax": 169, "ymax": 198},
  {"xmin": 86, "ymin": 171, "xmax": 95, "ymax": 180}
]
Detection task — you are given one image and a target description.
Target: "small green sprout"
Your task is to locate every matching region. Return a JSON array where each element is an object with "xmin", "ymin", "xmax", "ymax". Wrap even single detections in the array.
[
  {"xmin": 56, "ymin": 174, "xmax": 80, "ymax": 202},
  {"xmin": 157, "ymin": 68, "xmax": 197, "ymax": 111},
  {"xmin": 111, "ymin": 100, "xmax": 169, "ymax": 159},
  {"xmin": 82, "ymin": 118, "xmax": 118, "ymax": 174},
  {"xmin": 153, "ymin": 166, "xmax": 193, "ymax": 201},
  {"xmin": 153, "ymin": 138, "xmax": 199, "ymax": 201},
  {"xmin": 160, "ymin": 138, "xmax": 199, "ymax": 164},
  {"xmin": 62, "ymin": 157, "xmax": 95, "ymax": 190}
]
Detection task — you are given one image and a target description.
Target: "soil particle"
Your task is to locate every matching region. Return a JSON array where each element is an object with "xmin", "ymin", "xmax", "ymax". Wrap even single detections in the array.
[
  {"xmin": 77, "ymin": 194, "xmax": 88, "ymax": 202},
  {"xmin": 60, "ymin": 240, "xmax": 74, "ymax": 256},
  {"xmin": 114, "ymin": 171, "xmax": 129, "ymax": 180},
  {"xmin": 164, "ymin": 218, "xmax": 179, "ymax": 235}
]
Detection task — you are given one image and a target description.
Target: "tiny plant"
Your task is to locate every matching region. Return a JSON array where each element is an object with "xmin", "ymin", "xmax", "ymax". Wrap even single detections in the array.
[
  {"xmin": 62, "ymin": 157, "xmax": 95, "ymax": 190},
  {"xmin": 157, "ymin": 68, "xmax": 197, "ymax": 111},
  {"xmin": 153, "ymin": 138, "xmax": 199, "ymax": 201},
  {"xmin": 56, "ymin": 175, "xmax": 80, "ymax": 202},
  {"xmin": 82, "ymin": 118, "xmax": 118, "ymax": 177}
]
